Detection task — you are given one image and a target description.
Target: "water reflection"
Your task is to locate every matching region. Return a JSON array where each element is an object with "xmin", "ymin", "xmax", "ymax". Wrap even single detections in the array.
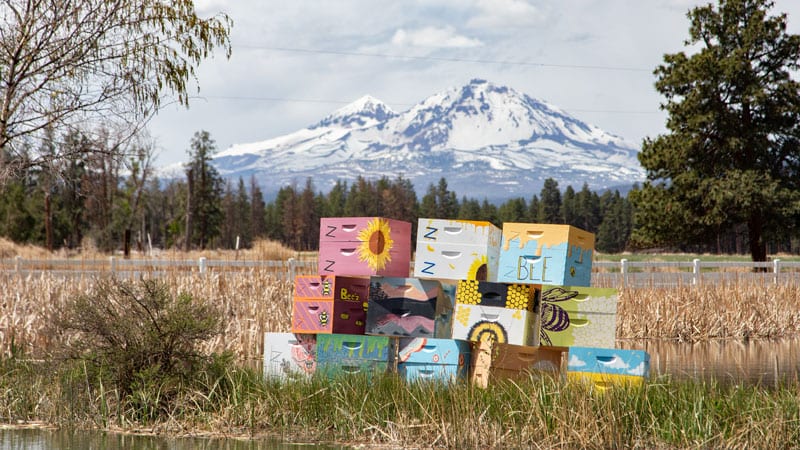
[
  {"xmin": 0, "ymin": 428, "xmax": 344, "ymax": 450},
  {"xmin": 619, "ymin": 337, "xmax": 800, "ymax": 385}
]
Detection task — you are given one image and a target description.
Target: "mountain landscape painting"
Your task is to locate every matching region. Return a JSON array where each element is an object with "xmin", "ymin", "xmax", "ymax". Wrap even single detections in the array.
[{"xmin": 206, "ymin": 79, "xmax": 646, "ymax": 201}]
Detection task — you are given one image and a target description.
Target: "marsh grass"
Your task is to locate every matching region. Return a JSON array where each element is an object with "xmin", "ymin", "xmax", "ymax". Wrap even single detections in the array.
[
  {"xmin": 2, "ymin": 357, "xmax": 800, "ymax": 449},
  {"xmin": 3, "ymin": 273, "xmax": 800, "ymax": 359}
]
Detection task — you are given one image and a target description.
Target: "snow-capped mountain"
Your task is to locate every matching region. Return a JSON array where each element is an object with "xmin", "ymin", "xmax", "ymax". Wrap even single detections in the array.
[{"xmin": 210, "ymin": 79, "xmax": 645, "ymax": 201}]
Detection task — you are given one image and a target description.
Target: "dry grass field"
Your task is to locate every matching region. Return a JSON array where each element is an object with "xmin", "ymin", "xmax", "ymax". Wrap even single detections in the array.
[
  {"xmin": 2, "ymin": 271, "xmax": 799, "ymax": 361},
  {"xmin": 3, "ymin": 237, "xmax": 800, "ymax": 360}
]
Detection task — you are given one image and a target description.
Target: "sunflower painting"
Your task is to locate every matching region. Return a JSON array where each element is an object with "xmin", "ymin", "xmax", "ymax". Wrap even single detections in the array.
[{"xmin": 357, "ymin": 218, "xmax": 395, "ymax": 272}]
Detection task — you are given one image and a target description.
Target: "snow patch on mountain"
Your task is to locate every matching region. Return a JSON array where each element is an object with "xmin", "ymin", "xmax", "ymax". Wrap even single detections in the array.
[{"xmin": 200, "ymin": 79, "xmax": 645, "ymax": 200}]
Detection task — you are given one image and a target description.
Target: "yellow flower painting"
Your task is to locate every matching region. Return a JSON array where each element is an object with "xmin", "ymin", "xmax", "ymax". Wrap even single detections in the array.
[{"xmin": 357, "ymin": 218, "xmax": 394, "ymax": 271}]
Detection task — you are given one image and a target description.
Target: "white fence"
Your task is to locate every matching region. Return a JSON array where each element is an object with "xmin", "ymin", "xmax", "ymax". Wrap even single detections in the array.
[{"xmin": 1, "ymin": 256, "xmax": 798, "ymax": 288}]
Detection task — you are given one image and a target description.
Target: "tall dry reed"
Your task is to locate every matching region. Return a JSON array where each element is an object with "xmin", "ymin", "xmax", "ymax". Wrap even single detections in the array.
[{"xmin": 2, "ymin": 272, "xmax": 800, "ymax": 359}]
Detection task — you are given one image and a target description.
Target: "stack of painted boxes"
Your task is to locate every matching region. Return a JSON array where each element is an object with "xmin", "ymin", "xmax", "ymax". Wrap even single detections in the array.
[
  {"xmin": 265, "ymin": 217, "xmax": 471, "ymax": 383},
  {"xmin": 264, "ymin": 216, "xmax": 649, "ymax": 390},
  {"xmin": 486, "ymin": 222, "xmax": 650, "ymax": 390}
]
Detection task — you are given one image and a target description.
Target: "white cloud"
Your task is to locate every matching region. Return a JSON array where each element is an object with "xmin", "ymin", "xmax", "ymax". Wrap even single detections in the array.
[
  {"xmin": 629, "ymin": 361, "xmax": 648, "ymax": 376},
  {"xmin": 568, "ymin": 354, "xmax": 586, "ymax": 368},
  {"xmin": 468, "ymin": 0, "xmax": 546, "ymax": 28},
  {"xmin": 601, "ymin": 355, "xmax": 630, "ymax": 370},
  {"xmin": 391, "ymin": 26, "xmax": 483, "ymax": 48}
]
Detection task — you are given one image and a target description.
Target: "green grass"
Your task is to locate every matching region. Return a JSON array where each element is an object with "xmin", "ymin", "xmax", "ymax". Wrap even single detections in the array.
[{"xmin": 2, "ymin": 356, "xmax": 800, "ymax": 449}]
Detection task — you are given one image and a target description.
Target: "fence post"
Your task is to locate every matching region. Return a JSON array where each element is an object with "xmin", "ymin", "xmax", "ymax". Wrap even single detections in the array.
[
  {"xmin": 109, "ymin": 256, "xmax": 116, "ymax": 274},
  {"xmin": 773, "ymin": 258, "xmax": 781, "ymax": 284},
  {"xmin": 692, "ymin": 258, "xmax": 701, "ymax": 285},
  {"xmin": 620, "ymin": 259, "xmax": 628, "ymax": 289},
  {"xmin": 199, "ymin": 257, "xmax": 206, "ymax": 275},
  {"xmin": 288, "ymin": 257, "xmax": 295, "ymax": 282}
]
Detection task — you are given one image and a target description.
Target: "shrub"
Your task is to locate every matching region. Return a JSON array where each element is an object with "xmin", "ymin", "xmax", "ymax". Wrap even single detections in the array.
[{"xmin": 54, "ymin": 277, "xmax": 223, "ymax": 400}]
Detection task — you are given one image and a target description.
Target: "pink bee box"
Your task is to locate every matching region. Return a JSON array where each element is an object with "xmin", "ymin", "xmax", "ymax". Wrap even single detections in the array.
[
  {"xmin": 293, "ymin": 275, "xmax": 369, "ymax": 303},
  {"xmin": 292, "ymin": 299, "xmax": 335, "ymax": 334},
  {"xmin": 292, "ymin": 275, "xmax": 371, "ymax": 335},
  {"xmin": 318, "ymin": 217, "xmax": 412, "ymax": 277}
]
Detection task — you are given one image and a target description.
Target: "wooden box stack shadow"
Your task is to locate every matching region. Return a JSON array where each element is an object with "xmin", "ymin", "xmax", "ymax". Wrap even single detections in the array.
[{"xmin": 265, "ymin": 216, "xmax": 649, "ymax": 389}]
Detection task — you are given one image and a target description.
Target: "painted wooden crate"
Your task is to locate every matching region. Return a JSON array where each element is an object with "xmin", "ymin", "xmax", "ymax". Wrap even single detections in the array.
[
  {"xmin": 539, "ymin": 285, "xmax": 618, "ymax": 348},
  {"xmin": 567, "ymin": 346, "xmax": 650, "ymax": 391},
  {"xmin": 316, "ymin": 334, "xmax": 393, "ymax": 378},
  {"xmin": 291, "ymin": 275, "xmax": 370, "ymax": 334},
  {"xmin": 263, "ymin": 332, "xmax": 317, "ymax": 380},
  {"xmin": 470, "ymin": 340, "xmax": 568, "ymax": 388},
  {"xmin": 365, "ymin": 277, "xmax": 453, "ymax": 338},
  {"xmin": 451, "ymin": 303, "xmax": 540, "ymax": 347},
  {"xmin": 495, "ymin": 223, "xmax": 594, "ymax": 286},
  {"xmin": 318, "ymin": 217, "xmax": 412, "ymax": 277},
  {"xmin": 397, "ymin": 337, "xmax": 471, "ymax": 383},
  {"xmin": 414, "ymin": 219, "xmax": 501, "ymax": 281},
  {"xmin": 455, "ymin": 280, "xmax": 540, "ymax": 312}
]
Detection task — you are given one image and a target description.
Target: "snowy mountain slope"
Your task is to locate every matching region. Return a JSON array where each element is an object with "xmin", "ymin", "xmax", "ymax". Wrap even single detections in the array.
[{"xmin": 209, "ymin": 79, "xmax": 645, "ymax": 200}]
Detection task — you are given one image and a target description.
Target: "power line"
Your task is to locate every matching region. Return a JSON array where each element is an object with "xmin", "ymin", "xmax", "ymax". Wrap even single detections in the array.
[
  {"xmin": 236, "ymin": 44, "xmax": 652, "ymax": 73},
  {"xmin": 192, "ymin": 95, "xmax": 661, "ymax": 115}
]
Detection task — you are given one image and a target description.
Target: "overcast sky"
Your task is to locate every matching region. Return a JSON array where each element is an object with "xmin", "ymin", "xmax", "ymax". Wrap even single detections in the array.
[{"xmin": 147, "ymin": 0, "xmax": 800, "ymax": 167}]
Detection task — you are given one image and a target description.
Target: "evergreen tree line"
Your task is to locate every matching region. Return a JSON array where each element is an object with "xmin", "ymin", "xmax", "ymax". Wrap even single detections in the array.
[{"xmin": 2, "ymin": 129, "xmax": 797, "ymax": 256}]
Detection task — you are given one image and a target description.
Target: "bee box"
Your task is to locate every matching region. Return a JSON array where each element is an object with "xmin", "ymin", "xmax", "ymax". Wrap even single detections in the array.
[
  {"xmin": 316, "ymin": 334, "xmax": 393, "ymax": 378},
  {"xmin": 263, "ymin": 332, "xmax": 317, "ymax": 380},
  {"xmin": 365, "ymin": 277, "xmax": 453, "ymax": 338},
  {"xmin": 318, "ymin": 217, "xmax": 412, "ymax": 277},
  {"xmin": 291, "ymin": 275, "xmax": 370, "ymax": 335},
  {"xmin": 567, "ymin": 346, "xmax": 650, "ymax": 391},
  {"xmin": 495, "ymin": 223, "xmax": 594, "ymax": 287},
  {"xmin": 455, "ymin": 280, "xmax": 540, "ymax": 312},
  {"xmin": 539, "ymin": 285, "xmax": 618, "ymax": 348},
  {"xmin": 397, "ymin": 337, "xmax": 471, "ymax": 383},
  {"xmin": 470, "ymin": 340, "xmax": 568, "ymax": 388},
  {"xmin": 414, "ymin": 219, "xmax": 501, "ymax": 281},
  {"xmin": 451, "ymin": 303, "xmax": 540, "ymax": 347}
]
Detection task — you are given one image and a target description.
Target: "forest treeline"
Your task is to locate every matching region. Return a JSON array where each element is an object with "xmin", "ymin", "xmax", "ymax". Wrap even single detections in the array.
[{"xmin": 1, "ymin": 130, "xmax": 797, "ymax": 256}]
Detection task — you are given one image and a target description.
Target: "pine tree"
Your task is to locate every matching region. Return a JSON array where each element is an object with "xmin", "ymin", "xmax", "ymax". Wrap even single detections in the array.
[{"xmin": 632, "ymin": 0, "xmax": 800, "ymax": 261}]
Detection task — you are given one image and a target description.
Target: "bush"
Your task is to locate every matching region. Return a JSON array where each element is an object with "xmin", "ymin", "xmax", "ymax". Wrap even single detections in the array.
[{"xmin": 54, "ymin": 277, "xmax": 223, "ymax": 401}]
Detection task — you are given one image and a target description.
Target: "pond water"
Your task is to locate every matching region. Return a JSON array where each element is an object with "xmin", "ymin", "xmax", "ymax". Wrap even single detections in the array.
[
  {"xmin": 0, "ymin": 428, "xmax": 345, "ymax": 450},
  {"xmin": 619, "ymin": 337, "xmax": 800, "ymax": 385}
]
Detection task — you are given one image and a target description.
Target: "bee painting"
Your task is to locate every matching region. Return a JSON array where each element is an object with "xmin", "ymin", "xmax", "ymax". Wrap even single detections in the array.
[
  {"xmin": 540, "ymin": 286, "xmax": 579, "ymax": 346},
  {"xmin": 318, "ymin": 310, "xmax": 329, "ymax": 327}
]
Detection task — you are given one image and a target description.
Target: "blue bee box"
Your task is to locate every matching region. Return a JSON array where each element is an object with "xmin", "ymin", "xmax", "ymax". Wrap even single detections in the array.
[
  {"xmin": 567, "ymin": 346, "xmax": 650, "ymax": 390},
  {"xmin": 495, "ymin": 223, "xmax": 594, "ymax": 286},
  {"xmin": 316, "ymin": 334, "xmax": 393, "ymax": 377},
  {"xmin": 397, "ymin": 337, "xmax": 471, "ymax": 383}
]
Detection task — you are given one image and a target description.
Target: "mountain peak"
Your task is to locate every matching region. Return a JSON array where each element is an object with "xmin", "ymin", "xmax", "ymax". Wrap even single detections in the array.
[
  {"xmin": 313, "ymin": 95, "xmax": 396, "ymax": 129},
  {"xmin": 209, "ymin": 80, "xmax": 644, "ymax": 201}
]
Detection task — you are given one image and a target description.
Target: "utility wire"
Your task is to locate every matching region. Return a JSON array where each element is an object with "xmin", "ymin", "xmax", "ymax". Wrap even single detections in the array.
[
  {"xmin": 236, "ymin": 44, "xmax": 652, "ymax": 73},
  {"xmin": 194, "ymin": 95, "xmax": 661, "ymax": 115}
]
